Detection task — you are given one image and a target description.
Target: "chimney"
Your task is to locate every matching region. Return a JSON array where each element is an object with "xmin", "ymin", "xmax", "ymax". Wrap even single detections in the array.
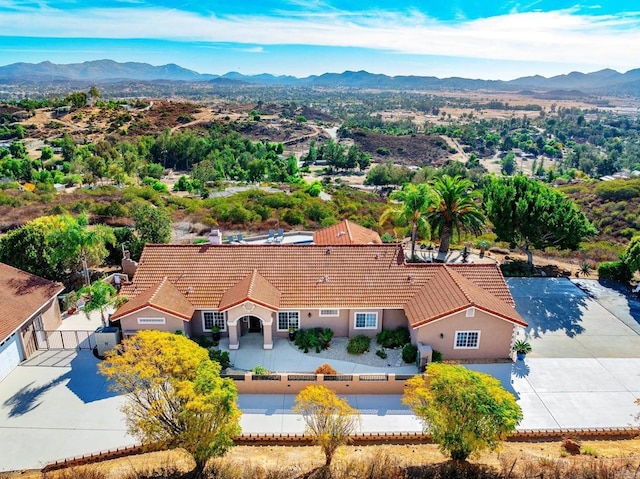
[{"xmin": 209, "ymin": 228, "xmax": 222, "ymax": 245}]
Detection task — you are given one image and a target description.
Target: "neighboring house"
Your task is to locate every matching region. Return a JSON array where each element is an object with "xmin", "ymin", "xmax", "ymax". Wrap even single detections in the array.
[
  {"xmin": 112, "ymin": 244, "xmax": 526, "ymax": 360},
  {"xmin": 0, "ymin": 263, "xmax": 64, "ymax": 382},
  {"xmin": 313, "ymin": 219, "xmax": 382, "ymax": 245}
]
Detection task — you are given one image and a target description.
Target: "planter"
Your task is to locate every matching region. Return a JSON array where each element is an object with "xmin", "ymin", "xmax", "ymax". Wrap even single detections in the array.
[
  {"xmin": 67, "ymin": 307, "xmax": 77, "ymax": 315},
  {"xmin": 288, "ymin": 330, "xmax": 296, "ymax": 341},
  {"xmin": 516, "ymin": 352, "xmax": 526, "ymax": 361},
  {"xmin": 212, "ymin": 331, "xmax": 221, "ymax": 342}
]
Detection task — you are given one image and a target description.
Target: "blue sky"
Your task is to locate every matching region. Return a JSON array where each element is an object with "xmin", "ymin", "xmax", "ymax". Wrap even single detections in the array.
[{"xmin": 0, "ymin": 1, "xmax": 638, "ymax": 79}]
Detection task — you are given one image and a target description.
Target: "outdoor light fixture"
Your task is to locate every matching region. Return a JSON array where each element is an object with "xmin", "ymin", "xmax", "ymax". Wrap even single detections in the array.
[{"xmin": 440, "ymin": 333, "xmax": 444, "ymax": 339}]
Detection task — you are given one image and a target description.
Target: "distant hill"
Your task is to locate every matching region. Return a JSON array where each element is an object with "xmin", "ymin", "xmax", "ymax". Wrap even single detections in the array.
[
  {"xmin": 0, "ymin": 60, "xmax": 639, "ymax": 95},
  {"xmin": 0, "ymin": 59, "xmax": 216, "ymax": 82}
]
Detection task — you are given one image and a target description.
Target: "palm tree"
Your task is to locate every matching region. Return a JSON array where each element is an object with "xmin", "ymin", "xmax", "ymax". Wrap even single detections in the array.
[
  {"xmin": 427, "ymin": 175, "xmax": 485, "ymax": 255},
  {"xmin": 381, "ymin": 183, "xmax": 435, "ymax": 260}
]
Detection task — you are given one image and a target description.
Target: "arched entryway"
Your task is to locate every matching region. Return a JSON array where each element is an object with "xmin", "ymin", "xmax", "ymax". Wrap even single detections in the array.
[
  {"xmin": 243, "ymin": 315, "xmax": 263, "ymax": 334},
  {"xmin": 228, "ymin": 312, "xmax": 274, "ymax": 350}
]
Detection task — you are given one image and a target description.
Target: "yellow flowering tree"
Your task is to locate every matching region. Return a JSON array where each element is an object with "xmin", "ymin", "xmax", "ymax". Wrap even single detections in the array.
[
  {"xmin": 294, "ymin": 385, "xmax": 361, "ymax": 468},
  {"xmin": 403, "ymin": 363, "xmax": 522, "ymax": 461},
  {"xmin": 99, "ymin": 331, "xmax": 241, "ymax": 474}
]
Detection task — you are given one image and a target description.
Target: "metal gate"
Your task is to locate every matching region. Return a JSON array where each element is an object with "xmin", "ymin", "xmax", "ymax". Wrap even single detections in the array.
[{"xmin": 33, "ymin": 330, "xmax": 97, "ymax": 351}]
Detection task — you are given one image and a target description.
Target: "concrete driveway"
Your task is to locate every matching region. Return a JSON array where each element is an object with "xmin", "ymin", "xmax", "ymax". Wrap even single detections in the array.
[{"xmin": 507, "ymin": 278, "xmax": 640, "ymax": 357}]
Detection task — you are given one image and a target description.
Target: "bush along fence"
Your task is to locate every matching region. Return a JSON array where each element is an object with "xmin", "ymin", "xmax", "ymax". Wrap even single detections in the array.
[
  {"xmin": 221, "ymin": 372, "xmax": 417, "ymax": 394},
  {"xmin": 42, "ymin": 427, "xmax": 640, "ymax": 472}
]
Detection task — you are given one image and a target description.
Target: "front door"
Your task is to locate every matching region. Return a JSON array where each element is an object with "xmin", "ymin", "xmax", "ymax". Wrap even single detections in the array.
[{"xmin": 248, "ymin": 316, "xmax": 262, "ymax": 333}]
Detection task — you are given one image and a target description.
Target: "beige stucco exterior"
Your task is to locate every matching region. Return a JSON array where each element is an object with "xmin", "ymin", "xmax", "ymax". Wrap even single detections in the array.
[
  {"xmin": 226, "ymin": 302, "xmax": 276, "ymax": 350},
  {"xmin": 119, "ymin": 306, "xmax": 190, "ymax": 337},
  {"xmin": 19, "ymin": 296, "xmax": 62, "ymax": 359},
  {"xmin": 413, "ymin": 307, "xmax": 517, "ymax": 360}
]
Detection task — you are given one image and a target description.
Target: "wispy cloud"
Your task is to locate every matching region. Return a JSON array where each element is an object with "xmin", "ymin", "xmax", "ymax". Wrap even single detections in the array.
[{"xmin": 0, "ymin": 4, "xmax": 638, "ymax": 71}]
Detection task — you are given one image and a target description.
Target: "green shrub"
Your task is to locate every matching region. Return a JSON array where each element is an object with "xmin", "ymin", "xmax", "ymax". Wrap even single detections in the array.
[
  {"xmin": 208, "ymin": 349, "xmax": 231, "ymax": 370},
  {"xmin": 251, "ymin": 365, "xmax": 270, "ymax": 375},
  {"xmin": 375, "ymin": 349, "xmax": 388, "ymax": 359},
  {"xmin": 347, "ymin": 335, "xmax": 371, "ymax": 355},
  {"xmin": 598, "ymin": 261, "xmax": 632, "ymax": 282},
  {"xmin": 402, "ymin": 343, "xmax": 418, "ymax": 363},
  {"xmin": 294, "ymin": 327, "xmax": 333, "ymax": 353},
  {"xmin": 500, "ymin": 260, "xmax": 533, "ymax": 277},
  {"xmin": 432, "ymin": 350, "xmax": 443, "ymax": 362},
  {"xmin": 376, "ymin": 327, "xmax": 410, "ymax": 349}
]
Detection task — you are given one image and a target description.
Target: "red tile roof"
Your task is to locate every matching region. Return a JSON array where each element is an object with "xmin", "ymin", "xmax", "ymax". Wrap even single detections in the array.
[
  {"xmin": 218, "ymin": 269, "xmax": 281, "ymax": 312},
  {"xmin": 111, "ymin": 276, "xmax": 195, "ymax": 321},
  {"xmin": 313, "ymin": 220, "xmax": 382, "ymax": 245},
  {"xmin": 405, "ymin": 267, "xmax": 526, "ymax": 327},
  {"xmin": 118, "ymin": 244, "xmax": 525, "ymax": 327},
  {"xmin": 0, "ymin": 262, "xmax": 64, "ymax": 342}
]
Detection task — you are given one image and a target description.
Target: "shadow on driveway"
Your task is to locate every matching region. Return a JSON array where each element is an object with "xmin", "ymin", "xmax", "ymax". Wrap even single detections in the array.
[
  {"xmin": 508, "ymin": 278, "xmax": 588, "ymax": 338},
  {"xmin": 3, "ymin": 351, "xmax": 117, "ymax": 417}
]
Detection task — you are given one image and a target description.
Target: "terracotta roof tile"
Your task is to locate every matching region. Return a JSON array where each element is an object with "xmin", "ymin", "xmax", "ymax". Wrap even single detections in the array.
[
  {"xmin": 120, "ymin": 245, "xmax": 524, "ymax": 330},
  {"xmin": 218, "ymin": 269, "xmax": 281, "ymax": 312},
  {"xmin": 405, "ymin": 267, "xmax": 526, "ymax": 328},
  {"xmin": 112, "ymin": 276, "xmax": 195, "ymax": 321},
  {"xmin": 313, "ymin": 220, "xmax": 382, "ymax": 245},
  {"xmin": 0, "ymin": 262, "xmax": 64, "ymax": 341}
]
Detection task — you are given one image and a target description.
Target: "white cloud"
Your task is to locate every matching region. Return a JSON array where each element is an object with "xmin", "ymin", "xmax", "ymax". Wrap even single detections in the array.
[{"xmin": 1, "ymin": 5, "xmax": 639, "ymax": 71}]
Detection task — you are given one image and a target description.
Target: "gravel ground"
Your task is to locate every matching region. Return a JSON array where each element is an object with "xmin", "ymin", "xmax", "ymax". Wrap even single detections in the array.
[{"xmin": 286, "ymin": 337, "xmax": 408, "ymax": 369}]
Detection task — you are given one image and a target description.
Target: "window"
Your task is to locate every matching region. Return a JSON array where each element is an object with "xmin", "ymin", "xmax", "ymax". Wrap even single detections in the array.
[
  {"xmin": 319, "ymin": 309, "xmax": 339, "ymax": 317},
  {"xmin": 278, "ymin": 311, "xmax": 299, "ymax": 331},
  {"xmin": 202, "ymin": 311, "xmax": 227, "ymax": 332},
  {"xmin": 354, "ymin": 312, "xmax": 378, "ymax": 329},
  {"xmin": 33, "ymin": 315, "xmax": 44, "ymax": 331},
  {"xmin": 455, "ymin": 331, "xmax": 480, "ymax": 349},
  {"xmin": 137, "ymin": 317, "xmax": 166, "ymax": 325}
]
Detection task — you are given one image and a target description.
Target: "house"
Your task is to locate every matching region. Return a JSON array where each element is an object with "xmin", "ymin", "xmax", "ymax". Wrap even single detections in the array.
[
  {"xmin": 112, "ymin": 244, "xmax": 526, "ymax": 361},
  {"xmin": 313, "ymin": 220, "xmax": 383, "ymax": 245},
  {"xmin": 0, "ymin": 263, "xmax": 64, "ymax": 382}
]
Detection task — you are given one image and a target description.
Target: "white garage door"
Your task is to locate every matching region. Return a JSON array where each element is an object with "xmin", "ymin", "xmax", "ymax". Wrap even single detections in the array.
[{"xmin": 0, "ymin": 333, "xmax": 22, "ymax": 383}]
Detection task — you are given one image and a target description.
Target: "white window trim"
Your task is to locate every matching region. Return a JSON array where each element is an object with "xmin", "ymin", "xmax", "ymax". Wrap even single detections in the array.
[
  {"xmin": 354, "ymin": 312, "xmax": 378, "ymax": 330},
  {"xmin": 454, "ymin": 330, "xmax": 481, "ymax": 349},
  {"xmin": 202, "ymin": 311, "xmax": 227, "ymax": 332},
  {"xmin": 277, "ymin": 311, "xmax": 300, "ymax": 331},
  {"xmin": 319, "ymin": 309, "xmax": 339, "ymax": 317},
  {"xmin": 137, "ymin": 317, "xmax": 166, "ymax": 325}
]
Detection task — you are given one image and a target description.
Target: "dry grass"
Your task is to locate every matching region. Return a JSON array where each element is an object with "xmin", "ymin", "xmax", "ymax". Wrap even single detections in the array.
[{"xmin": 9, "ymin": 440, "xmax": 639, "ymax": 479}]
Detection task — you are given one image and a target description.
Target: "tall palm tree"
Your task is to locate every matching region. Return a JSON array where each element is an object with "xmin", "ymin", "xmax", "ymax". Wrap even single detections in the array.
[
  {"xmin": 427, "ymin": 175, "xmax": 485, "ymax": 255},
  {"xmin": 381, "ymin": 183, "xmax": 434, "ymax": 260}
]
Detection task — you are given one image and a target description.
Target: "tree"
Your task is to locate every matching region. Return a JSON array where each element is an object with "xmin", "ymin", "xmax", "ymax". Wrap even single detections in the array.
[
  {"xmin": 483, "ymin": 176, "xmax": 596, "ymax": 266},
  {"xmin": 79, "ymin": 280, "xmax": 119, "ymax": 326},
  {"xmin": 294, "ymin": 385, "xmax": 360, "ymax": 468},
  {"xmin": 427, "ymin": 175, "xmax": 485, "ymax": 255},
  {"xmin": 381, "ymin": 183, "xmax": 434, "ymax": 260},
  {"xmin": 623, "ymin": 235, "xmax": 640, "ymax": 273},
  {"xmin": 403, "ymin": 363, "xmax": 522, "ymax": 461},
  {"xmin": 49, "ymin": 214, "xmax": 116, "ymax": 285},
  {"xmin": 132, "ymin": 203, "xmax": 172, "ymax": 245},
  {"xmin": 99, "ymin": 331, "xmax": 241, "ymax": 474}
]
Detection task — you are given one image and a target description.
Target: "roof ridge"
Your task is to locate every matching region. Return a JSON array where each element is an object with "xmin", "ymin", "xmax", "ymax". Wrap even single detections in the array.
[
  {"xmin": 148, "ymin": 277, "xmax": 168, "ymax": 304},
  {"xmin": 248, "ymin": 269, "xmax": 258, "ymax": 296},
  {"xmin": 344, "ymin": 220, "xmax": 353, "ymax": 240},
  {"xmin": 443, "ymin": 266, "xmax": 474, "ymax": 305}
]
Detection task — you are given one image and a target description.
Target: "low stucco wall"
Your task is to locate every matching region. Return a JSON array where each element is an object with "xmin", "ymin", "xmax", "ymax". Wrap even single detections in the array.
[{"xmin": 226, "ymin": 373, "xmax": 415, "ymax": 395}]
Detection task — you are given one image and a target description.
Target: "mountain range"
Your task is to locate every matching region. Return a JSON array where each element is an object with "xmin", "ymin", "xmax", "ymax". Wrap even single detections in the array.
[{"xmin": 1, "ymin": 59, "xmax": 639, "ymax": 95}]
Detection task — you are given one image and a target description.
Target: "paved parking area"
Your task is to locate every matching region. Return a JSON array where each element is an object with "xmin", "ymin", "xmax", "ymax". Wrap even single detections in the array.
[
  {"xmin": 1, "ymin": 279, "xmax": 639, "ymax": 471},
  {"xmin": 507, "ymin": 278, "xmax": 640, "ymax": 357}
]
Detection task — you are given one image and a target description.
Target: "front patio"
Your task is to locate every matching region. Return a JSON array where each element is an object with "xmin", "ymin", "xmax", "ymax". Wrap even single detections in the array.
[{"xmin": 218, "ymin": 333, "xmax": 418, "ymax": 374}]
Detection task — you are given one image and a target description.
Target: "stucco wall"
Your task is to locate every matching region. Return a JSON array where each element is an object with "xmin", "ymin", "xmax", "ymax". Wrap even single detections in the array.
[
  {"xmin": 381, "ymin": 309, "xmax": 407, "ymax": 330},
  {"xmin": 41, "ymin": 298, "xmax": 62, "ymax": 331},
  {"xmin": 19, "ymin": 297, "xmax": 62, "ymax": 359},
  {"xmin": 119, "ymin": 307, "xmax": 189, "ymax": 335},
  {"xmin": 348, "ymin": 308, "xmax": 383, "ymax": 338},
  {"xmin": 414, "ymin": 308, "xmax": 516, "ymax": 360},
  {"xmin": 296, "ymin": 309, "xmax": 350, "ymax": 337}
]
